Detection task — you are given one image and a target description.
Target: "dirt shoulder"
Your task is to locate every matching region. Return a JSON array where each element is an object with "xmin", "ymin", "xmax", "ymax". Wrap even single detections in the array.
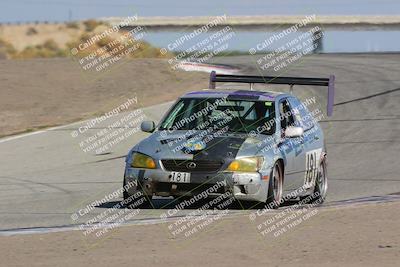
[
  {"xmin": 1, "ymin": 201, "xmax": 399, "ymax": 267},
  {"xmin": 0, "ymin": 58, "xmax": 208, "ymax": 137}
]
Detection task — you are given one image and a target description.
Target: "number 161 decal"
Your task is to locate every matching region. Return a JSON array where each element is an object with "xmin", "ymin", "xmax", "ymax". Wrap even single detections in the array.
[{"xmin": 304, "ymin": 148, "xmax": 322, "ymax": 188}]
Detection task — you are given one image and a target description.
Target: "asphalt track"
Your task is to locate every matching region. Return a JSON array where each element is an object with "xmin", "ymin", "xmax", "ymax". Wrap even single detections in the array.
[{"xmin": 1, "ymin": 54, "xmax": 400, "ymax": 233}]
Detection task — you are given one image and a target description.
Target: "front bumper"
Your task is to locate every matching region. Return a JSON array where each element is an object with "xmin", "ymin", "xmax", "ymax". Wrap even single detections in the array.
[{"xmin": 124, "ymin": 167, "xmax": 269, "ymax": 202}]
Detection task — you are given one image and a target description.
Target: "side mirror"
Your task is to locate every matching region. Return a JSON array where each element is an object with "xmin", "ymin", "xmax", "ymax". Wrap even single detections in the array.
[
  {"xmin": 141, "ymin": 121, "xmax": 155, "ymax": 133},
  {"xmin": 285, "ymin": 126, "xmax": 304, "ymax": 138}
]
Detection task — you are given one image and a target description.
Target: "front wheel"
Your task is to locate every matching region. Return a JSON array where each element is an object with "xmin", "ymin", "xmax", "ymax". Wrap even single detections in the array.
[
  {"xmin": 265, "ymin": 161, "xmax": 283, "ymax": 209},
  {"xmin": 122, "ymin": 178, "xmax": 150, "ymax": 209}
]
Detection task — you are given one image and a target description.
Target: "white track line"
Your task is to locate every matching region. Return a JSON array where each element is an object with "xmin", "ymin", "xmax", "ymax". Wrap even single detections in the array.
[{"xmin": 0, "ymin": 120, "xmax": 85, "ymax": 144}]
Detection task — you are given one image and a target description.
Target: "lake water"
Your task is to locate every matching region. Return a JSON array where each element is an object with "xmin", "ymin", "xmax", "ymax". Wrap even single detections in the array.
[{"xmin": 143, "ymin": 30, "xmax": 400, "ymax": 53}]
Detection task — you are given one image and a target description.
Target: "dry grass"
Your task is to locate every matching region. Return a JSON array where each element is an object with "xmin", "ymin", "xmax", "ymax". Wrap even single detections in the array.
[
  {"xmin": 0, "ymin": 21, "xmax": 171, "ymax": 59},
  {"xmin": 65, "ymin": 21, "xmax": 80, "ymax": 29},
  {"xmin": 13, "ymin": 39, "xmax": 67, "ymax": 59},
  {"xmin": 83, "ymin": 19, "xmax": 102, "ymax": 32},
  {"xmin": 0, "ymin": 38, "xmax": 17, "ymax": 59}
]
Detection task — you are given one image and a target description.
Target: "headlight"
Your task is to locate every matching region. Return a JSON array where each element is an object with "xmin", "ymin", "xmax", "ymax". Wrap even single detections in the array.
[
  {"xmin": 131, "ymin": 152, "xmax": 156, "ymax": 169},
  {"xmin": 226, "ymin": 156, "xmax": 263, "ymax": 172}
]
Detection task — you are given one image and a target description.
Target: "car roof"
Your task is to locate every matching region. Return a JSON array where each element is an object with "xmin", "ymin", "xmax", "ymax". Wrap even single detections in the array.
[{"xmin": 182, "ymin": 89, "xmax": 289, "ymax": 101}]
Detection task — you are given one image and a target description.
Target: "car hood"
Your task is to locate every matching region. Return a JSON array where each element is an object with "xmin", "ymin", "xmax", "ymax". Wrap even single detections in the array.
[{"xmin": 128, "ymin": 130, "xmax": 278, "ymax": 164}]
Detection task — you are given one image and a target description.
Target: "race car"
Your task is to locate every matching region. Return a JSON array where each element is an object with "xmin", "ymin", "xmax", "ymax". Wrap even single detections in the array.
[{"xmin": 123, "ymin": 72, "xmax": 335, "ymax": 208}]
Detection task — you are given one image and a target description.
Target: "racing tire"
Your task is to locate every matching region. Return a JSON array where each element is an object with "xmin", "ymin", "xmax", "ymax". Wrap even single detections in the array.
[
  {"xmin": 122, "ymin": 178, "xmax": 150, "ymax": 209},
  {"xmin": 122, "ymin": 177, "xmax": 130, "ymax": 201},
  {"xmin": 299, "ymin": 158, "xmax": 328, "ymax": 205},
  {"xmin": 312, "ymin": 158, "xmax": 328, "ymax": 204},
  {"xmin": 265, "ymin": 161, "xmax": 283, "ymax": 209}
]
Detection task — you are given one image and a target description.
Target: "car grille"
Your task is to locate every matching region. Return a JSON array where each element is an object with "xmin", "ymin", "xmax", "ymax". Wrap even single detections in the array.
[
  {"xmin": 161, "ymin": 159, "xmax": 224, "ymax": 173},
  {"xmin": 155, "ymin": 182, "xmax": 226, "ymax": 194}
]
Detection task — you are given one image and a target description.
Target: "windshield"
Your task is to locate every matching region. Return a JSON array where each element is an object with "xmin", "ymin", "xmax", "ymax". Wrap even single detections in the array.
[{"xmin": 159, "ymin": 97, "xmax": 276, "ymax": 135}]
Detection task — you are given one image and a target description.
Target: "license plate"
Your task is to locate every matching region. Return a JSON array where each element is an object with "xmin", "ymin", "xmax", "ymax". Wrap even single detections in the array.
[{"xmin": 170, "ymin": 172, "xmax": 191, "ymax": 183}]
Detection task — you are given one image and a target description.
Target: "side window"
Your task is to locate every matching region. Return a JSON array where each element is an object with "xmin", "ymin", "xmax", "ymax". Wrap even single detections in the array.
[
  {"xmin": 279, "ymin": 99, "xmax": 296, "ymax": 134},
  {"xmin": 288, "ymin": 97, "xmax": 314, "ymax": 131}
]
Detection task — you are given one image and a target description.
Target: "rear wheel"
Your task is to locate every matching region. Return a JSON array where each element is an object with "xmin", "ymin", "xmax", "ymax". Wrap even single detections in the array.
[
  {"xmin": 313, "ymin": 158, "xmax": 328, "ymax": 204},
  {"xmin": 265, "ymin": 161, "xmax": 283, "ymax": 209},
  {"xmin": 299, "ymin": 158, "xmax": 328, "ymax": 205}
]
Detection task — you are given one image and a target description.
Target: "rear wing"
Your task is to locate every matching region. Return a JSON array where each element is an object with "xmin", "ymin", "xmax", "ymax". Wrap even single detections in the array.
[{"xmin": 209, "ymin": 71, "xmax": 335, "ymax": 116}]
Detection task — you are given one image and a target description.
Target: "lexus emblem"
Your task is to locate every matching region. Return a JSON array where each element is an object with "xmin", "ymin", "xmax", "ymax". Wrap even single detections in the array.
[{"xmin": 187, "ymin": 162, "xmax": 197, "ymax": 169}]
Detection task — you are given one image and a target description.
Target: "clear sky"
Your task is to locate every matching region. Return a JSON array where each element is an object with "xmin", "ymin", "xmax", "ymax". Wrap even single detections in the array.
[{"xmin": 0, "ymin": 0, "xmax": 399, "ymax": 23}]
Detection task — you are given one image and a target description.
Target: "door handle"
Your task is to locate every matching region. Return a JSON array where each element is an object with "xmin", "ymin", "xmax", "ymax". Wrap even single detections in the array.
[{"xmin": 314, "ymin": 135, "xmax": 320, "ymax": 140}]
